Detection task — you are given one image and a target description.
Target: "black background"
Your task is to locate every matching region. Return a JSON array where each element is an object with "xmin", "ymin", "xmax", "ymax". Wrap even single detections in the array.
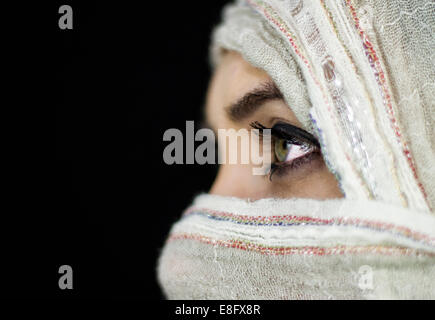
[{"xmin": 4, "ymin": 0, "xmax": 231, "ymax": 299}]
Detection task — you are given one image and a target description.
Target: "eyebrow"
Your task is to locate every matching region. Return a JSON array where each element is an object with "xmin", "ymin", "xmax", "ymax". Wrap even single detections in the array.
[{"xmin": 226, "ymin": 81, "xmax": 284, "ymax": 122}]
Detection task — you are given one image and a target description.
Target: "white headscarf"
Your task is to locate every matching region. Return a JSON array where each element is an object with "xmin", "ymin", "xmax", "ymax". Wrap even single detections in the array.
[{"xmin": 158, "ymin": 0, "xmax": 435, "ymax": 299}]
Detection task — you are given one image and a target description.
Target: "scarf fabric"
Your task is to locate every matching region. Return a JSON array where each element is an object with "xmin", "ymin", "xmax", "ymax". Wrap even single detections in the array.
[{"xmin": 158, "ymin": 0, "xmax": 435, "ymax": 299}]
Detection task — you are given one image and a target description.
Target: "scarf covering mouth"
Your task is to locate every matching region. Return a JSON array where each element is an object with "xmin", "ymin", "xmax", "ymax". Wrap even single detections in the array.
[{"xmin": 158, "ymin": 0, "xmax": 435, "ymax": 299}]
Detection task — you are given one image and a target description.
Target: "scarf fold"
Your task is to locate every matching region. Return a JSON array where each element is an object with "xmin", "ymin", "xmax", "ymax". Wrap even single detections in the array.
[{"xmin": 158, "ymin": 195, "xmax": 435, "ymax": 299}]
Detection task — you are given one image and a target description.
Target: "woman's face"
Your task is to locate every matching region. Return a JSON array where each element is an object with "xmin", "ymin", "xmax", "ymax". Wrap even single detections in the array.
[{"xmin": 205, "ymin": 51, "xmax": 343, "ymax": 200}]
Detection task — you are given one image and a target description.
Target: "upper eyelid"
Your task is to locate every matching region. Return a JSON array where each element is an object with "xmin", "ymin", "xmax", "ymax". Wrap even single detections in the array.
[
  {"xmin": 272, "ymin": 122, "xmax": 320, "ymax": 147},
  {"xmin": 250, "ymin": 121, "xmax": 319, "ymax": 147}
]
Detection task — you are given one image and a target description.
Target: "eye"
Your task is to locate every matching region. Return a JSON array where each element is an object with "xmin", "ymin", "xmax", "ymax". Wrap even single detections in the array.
[
  {"xmin": 250, "ymin": 121, "xmax": 321, "ymax": 180},
  {"xmin": 274, "ymin": 138, "xmax": 313, "ymax": 163}
]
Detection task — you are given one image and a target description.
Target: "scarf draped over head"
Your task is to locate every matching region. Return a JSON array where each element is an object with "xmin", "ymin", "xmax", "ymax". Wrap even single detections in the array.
[{"xmin": 158, "ymin": 0, "xmax": 435, "ymax": 299}]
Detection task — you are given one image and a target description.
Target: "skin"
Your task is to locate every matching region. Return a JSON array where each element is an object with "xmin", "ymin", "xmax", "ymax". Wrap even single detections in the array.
[{"xmin": 205, "ymin": 51, "xmax": 343, "ymax": 200}]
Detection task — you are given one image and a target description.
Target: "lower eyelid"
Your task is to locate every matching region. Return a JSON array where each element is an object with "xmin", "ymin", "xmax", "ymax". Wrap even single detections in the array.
[{"xmin": 270, "ymin": 150, "xmax": 321, "ymax": 180}]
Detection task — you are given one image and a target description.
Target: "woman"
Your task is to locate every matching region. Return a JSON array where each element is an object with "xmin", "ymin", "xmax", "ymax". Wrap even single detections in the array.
[{"xmin": 158, "ymin": 0, "xmax": 435, "ymax": 299}]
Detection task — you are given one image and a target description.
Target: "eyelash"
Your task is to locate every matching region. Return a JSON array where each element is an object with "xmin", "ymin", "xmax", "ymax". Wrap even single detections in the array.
[{"xmin": 250, "ymin": 121, "xmax": 320, "ymax": 180}]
